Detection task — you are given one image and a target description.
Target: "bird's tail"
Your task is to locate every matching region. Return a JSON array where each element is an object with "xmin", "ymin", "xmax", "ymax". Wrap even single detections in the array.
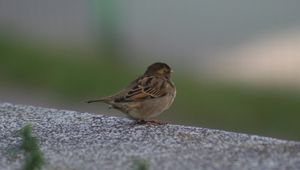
[{"xmin": 86, "ymin": 97, "xmax": 111, "ymax": 104}]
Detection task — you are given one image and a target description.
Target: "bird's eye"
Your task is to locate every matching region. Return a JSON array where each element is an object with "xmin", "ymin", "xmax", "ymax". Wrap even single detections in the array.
[{"xmin": 156, "ymin": 68, "xmax": 164, "ymax": 75}]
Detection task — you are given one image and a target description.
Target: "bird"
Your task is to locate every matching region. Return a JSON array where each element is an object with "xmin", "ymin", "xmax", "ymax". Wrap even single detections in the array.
[{"xmin": 86, "ymin": 62, "xmax": 176, "ymax": 123}]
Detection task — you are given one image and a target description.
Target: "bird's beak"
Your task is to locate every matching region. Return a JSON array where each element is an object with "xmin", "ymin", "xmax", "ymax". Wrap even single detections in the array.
[{"xmin": 171, "ymin": 70, "xmax": 174, "ymax": 73}]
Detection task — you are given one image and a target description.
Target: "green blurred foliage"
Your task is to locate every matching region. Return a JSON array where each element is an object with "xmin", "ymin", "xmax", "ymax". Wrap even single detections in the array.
[
  {"xmin": 132, "ymin": 159, "xmax": 149, "ymax": 170},
  {"xmin": 1, "ymin": 36, "xmax": 300, "ymax": 141},
  {"xmin": 19, "ymin": 124, "xmax": 44, "ymax": 170},
  {"xmin": 0, "ymin": 36, "xmax": 135, "ymax": 97}
]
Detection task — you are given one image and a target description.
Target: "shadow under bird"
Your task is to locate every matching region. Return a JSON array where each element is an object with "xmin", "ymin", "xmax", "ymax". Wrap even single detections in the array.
[{"xmin": 87, "ymin": 62, "xmax": 176, "ymax": 123}]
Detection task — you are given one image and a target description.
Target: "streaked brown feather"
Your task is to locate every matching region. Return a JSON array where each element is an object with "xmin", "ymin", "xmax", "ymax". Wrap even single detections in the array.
[{"xmin": 116, "ymin": 76, "xmax": 168, "ymax": 102}]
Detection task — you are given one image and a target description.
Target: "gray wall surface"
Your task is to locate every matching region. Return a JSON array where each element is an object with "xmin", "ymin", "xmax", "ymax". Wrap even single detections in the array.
[{"xmin": 1, "ymin": 103, "xmax": 300, "ymax": 170}]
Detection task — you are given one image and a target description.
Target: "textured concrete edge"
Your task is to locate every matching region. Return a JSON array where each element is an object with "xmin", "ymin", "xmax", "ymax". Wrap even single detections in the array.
[
  {"xmin": 1, "ymin": 102, "xmax": 300, "ymax": 170},
  {"xmin": 1, "ymin": 102, "xmax": 299, "ymax": 144}
]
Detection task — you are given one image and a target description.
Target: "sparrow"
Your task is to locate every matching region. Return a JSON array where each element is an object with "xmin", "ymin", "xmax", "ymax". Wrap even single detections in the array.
[{"xmin": 86, "ymin": 62, "xmax": 176, "ymax": 123}]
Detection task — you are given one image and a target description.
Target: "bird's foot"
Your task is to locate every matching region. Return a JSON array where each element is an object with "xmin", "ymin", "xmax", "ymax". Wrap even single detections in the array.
[
  {"xmin": 135, "ymin": 119, "xmax": 147, "ymax": 125},
  {"xmin": 147, "ymin": 119, "xmax": 168, "ymax": 125},
  {"xmin": 135, "ymin": 119, "xmax": 167, "ymax": 125}
]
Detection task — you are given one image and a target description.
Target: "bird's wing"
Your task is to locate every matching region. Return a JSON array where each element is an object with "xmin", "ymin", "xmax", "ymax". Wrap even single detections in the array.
[{"xmin": 115, "ymin": 76, "xmax": 167, "ymax": 102}]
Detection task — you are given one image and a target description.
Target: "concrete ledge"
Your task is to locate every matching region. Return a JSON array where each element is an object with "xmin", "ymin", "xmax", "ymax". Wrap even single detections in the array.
[{"xmin": 0, "ymin": 103, "xmax": 300, "ymax": 170}]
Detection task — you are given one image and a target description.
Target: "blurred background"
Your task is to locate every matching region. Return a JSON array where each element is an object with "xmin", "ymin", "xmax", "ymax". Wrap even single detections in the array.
[{"xmin": 1, "ymin": 0, "xmax": 300, "ymax": 140}]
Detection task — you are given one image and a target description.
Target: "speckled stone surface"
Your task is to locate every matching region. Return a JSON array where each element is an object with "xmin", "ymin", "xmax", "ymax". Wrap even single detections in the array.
[{"xmin": 0, "ymin": 103, "xmax": 300, "ymax": 170}]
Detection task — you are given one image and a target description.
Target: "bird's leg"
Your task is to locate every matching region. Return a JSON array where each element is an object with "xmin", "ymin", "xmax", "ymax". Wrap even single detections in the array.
[
  {"xmin": 145, "ymin": 119, "xmax": 168, "ymax": 125},
  {"xmin": 135, "ymin": 119, "xmax": 147, "ymax": 125},
  {"xmin": 134, "ymin": 119, "xmax": 167, "ymax": 125}
]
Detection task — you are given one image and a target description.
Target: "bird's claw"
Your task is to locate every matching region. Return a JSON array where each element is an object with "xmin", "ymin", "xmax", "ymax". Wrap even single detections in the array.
[{"xmin": 135, "ymin": 119, "xmax": 167, "ymax": 125}]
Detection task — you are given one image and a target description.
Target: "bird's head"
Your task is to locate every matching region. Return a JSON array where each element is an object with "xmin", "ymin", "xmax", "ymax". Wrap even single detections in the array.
[{"xmin": 144, "ymin": 62, "xmax": 173, "ymax": 78}]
